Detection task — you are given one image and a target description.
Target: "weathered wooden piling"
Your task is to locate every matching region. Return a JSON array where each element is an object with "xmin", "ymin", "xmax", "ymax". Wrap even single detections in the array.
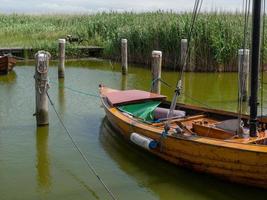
[
  {"xmin": 35, "ymin": 51, "xmax": 51, "ymax": 126},
  {"xmin": 151, "ymin": 50, "xmax": 162, "ymax": 94},
  {"xmin": 121, "ymin": 39, "xmax": 128, "ymax": 75},
  {"xmin": 238, "ymin": 49, "xmax": 250, "ymax": 102},
  {"xmin": 58, "ymin": 39, "xmax": 66, "ymax": 78},
  {"xmin": 181, "ymin": 39, "xmax": 188, "ymax": 70}
]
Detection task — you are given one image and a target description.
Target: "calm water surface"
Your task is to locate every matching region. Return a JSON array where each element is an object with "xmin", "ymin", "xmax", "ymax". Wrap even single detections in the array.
[{"xmin": 0, "ymin": 59, "xmax": 266, "ymax": 200}]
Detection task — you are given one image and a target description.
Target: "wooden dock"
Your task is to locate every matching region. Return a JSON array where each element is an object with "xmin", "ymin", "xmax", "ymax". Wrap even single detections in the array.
[{"xmin": 0, "ymin": 46, "xmax": 104, "ymax": 59}]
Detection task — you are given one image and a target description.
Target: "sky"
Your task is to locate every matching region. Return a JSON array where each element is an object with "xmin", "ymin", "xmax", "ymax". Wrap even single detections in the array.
[{"xmin": 0, "ymin": 0, "xmax": 244, "ymax": 14}]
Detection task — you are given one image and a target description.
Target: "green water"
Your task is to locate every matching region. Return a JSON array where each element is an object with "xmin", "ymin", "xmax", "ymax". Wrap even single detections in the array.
[{"xmin": 0, "ymin": 59, "xmax": 266, "ymax": 200}]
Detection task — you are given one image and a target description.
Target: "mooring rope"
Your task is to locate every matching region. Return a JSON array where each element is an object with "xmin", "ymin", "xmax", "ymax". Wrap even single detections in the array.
[
  {"xmin": 34, "ymin": 51, "xmax": 51, "ymax": 95},
  {"xmin": 150, "ymin": 77, "xmax": 213, "ymax": 109},
  {"xmin": 181, "ymin": 92, "xmax": 212, "ymax": 109},
  {"xmin": 150, "ymin": 77, "xmax": 173, "ymax": 92},
  {"xmin": 49, "ymin": 80, "xmax": 99, "ymax": 98},
  {"xmin": 46, "ymin": 92, "xmax": 118, "ymax": 200}
]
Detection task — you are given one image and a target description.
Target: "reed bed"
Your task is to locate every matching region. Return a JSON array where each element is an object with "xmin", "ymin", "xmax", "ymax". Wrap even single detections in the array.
[{"xmin": 0, "ymin": 12, "xmax": 265, "ymax": 71}]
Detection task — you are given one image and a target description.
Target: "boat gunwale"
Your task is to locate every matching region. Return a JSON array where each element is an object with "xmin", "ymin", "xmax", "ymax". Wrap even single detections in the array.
[
  {"xmin": 0, "ymin": 55, "xmax": 16, "ymax": 74},
  {"xmin": 100, "ymin": 89, "xmax": 267, "ymax": 154}
]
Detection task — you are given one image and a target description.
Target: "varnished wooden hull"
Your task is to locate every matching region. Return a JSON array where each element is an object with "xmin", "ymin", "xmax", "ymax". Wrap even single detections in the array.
[
  {"xmin": 100, "ymin": 88, "xmax": 267, "ymax": 189},
  {"xmin": 0, "ymin": 56, "xmax": 16, "ymax": 75}
]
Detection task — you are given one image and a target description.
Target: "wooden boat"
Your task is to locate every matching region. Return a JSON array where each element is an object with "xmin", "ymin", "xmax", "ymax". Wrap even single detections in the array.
[
  {"xmin": 99, "ymin": 86, "xmax": 267, "ymax": 189},
  {"xmin": 100, "ymin": 0, "xmax": 267, "ymax": 189},
  {"xmin": 0, "ymin": 55, "xmax": 16, "ymax": 75}
]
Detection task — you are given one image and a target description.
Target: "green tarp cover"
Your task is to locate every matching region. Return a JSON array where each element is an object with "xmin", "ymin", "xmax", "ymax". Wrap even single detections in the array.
[{"xmin": 118, "ymin": 101, "xmax": 161, "ymax": 122}]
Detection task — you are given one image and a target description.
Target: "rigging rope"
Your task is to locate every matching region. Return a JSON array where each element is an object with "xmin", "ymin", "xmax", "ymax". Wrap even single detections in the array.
[
  {"xmin": 150, "ymin": 77, "xmax": 213, "ymax": 109},
  {"xmin": 237, "ymin": 0, "xmax": 251, "ymax": 136},
  {"xmin": 260, "ymin": 0, "xmax": 266, "ymax": 119},
  {"xmin": 46, "ymin": 92, "xmax": 118, "ymax": 200},
  {"xmin": 164, "ymin": 0, "xmax": 203, "ymax": 134}
]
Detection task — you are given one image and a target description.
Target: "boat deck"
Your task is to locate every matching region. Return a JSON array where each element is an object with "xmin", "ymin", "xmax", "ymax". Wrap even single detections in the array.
[
  {"xmin": 151, "ymin": 115, "xmax": 267, "ymax": 144},
  {"xmin": 100, "ymin": 86, "xmax": 267, "ymax": 146}
]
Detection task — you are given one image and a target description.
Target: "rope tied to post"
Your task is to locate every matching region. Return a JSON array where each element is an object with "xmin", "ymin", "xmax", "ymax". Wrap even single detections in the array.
[
  {"xmin": 34, "ymin": 51, "xmax": 51, "ymax": 94},
  {"xmin": 36, "ymin": 77, "xmax": 50, "ymax": 94},
  {"xmin": 150, "ymin": 77, "xmax": 173, "ymax": 92},
  {"xmin": 35, "ymin": 50, "xmax": 51, "ymax": 74},
  {"xmin": 34, "ymin": 50, "xmax": 51, "ymax": 125}
]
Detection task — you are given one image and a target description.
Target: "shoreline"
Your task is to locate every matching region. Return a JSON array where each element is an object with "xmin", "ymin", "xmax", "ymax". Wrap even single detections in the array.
[{"xmin": 0, "ymin": 12, "xmax": 265, "ymax": 72}]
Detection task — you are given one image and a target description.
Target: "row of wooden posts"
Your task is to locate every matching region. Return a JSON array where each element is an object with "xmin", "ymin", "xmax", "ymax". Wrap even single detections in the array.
[
  {"xmin": 121, "ymin": 38, "xmax": 250, "ymax": 100},
  {"xmin": 35, "ymin": 39, "xmax": 66, "ymax": 126},
  {"xmin": 35, "ymin": 38, "xmax": 250, "ymax": 126}
]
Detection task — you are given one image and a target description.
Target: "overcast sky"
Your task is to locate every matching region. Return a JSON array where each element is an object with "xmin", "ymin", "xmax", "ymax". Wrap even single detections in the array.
[{"xmin": 0, "ymin": 0, "xmax": 244, "ymax": 14}]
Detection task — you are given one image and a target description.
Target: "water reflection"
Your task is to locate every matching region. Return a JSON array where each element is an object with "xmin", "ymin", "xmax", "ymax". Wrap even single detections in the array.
[
  {"xmin": 120, "ymin": 75, "xmax": 128, "ymax": 90},
  {"xmin": 65, "ymin": 169, "xmax": 100, "ymax": 200},
  {"xmin": 0, "ymin": 71, "xmax": 17, "ymax": 84},
  {"xmin": 99, "ymin": 117, "xmax": 266, "ymax": 200},
  {"xmin": 36, "ymin": 126, "xmax": 51, "ymax": 191},
  {"xmin": 181, "ymin": 72, "xmax": 240, "ymax": 112},
  {"xmin": 58, "ymin": 78, "xmax": 66, "ymax": 113}
]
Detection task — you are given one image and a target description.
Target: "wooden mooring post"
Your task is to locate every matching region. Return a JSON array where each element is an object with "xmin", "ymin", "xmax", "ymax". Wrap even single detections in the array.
[
  {"xmin": 35, "ymin": 51, "xmax": 51, "ymax": 126},
  {"xmin": 181, "ymin": 39, "xmax": 188, "ymax": 70},
  {"xmin": 58, "ymin": 39, "xmax": 66, "ymax": 78},
  {"xmin": 121, "ymin": 39, "xmax": 128, "ymax": 75},
  {"xmin": 151, "ymin": 50, "xmax": 162, "ymax": 94},
  {"xmin": 121, "ymin": 75, "xmax": 128, "ymax": 90},
  {"xmin": 238, "ymin": 49, "xmax": 250, "ymax": 102}
]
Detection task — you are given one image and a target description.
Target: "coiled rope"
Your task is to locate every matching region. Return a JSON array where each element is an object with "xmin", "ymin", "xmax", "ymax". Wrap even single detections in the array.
[{"xmin": 34, "ymin": 51, "xmax": 51, "ymax": 94}]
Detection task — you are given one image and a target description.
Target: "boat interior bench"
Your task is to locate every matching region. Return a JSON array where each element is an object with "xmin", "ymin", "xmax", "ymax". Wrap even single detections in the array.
[
  {"xmin": 153, "ymin": 107, "xmax": 186, "ymax": 121},
  {"xmin": 104, "ymin": 89, "xmax": 267, "ymax": 142}
]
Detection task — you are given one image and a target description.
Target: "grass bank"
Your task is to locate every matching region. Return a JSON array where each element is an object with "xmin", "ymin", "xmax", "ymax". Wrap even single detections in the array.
[{"xmin": 0, "ymin": 12, "xmax": 265, "ymax": 71}]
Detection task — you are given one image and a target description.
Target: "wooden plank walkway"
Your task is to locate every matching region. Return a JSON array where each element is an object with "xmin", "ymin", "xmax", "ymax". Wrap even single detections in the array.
[
  {"xmin": 0, "ymin": 47, "xmax": 33, "ymax": 52},
  {"xmin": 0, "ymin": 46, "xmax": 104, "ymax": 58}
]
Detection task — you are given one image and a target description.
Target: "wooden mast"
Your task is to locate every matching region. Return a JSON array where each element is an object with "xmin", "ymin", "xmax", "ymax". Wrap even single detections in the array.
[{"xmin": 250, "ymin": 0, "xmax": 262, "ymax": 137}]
